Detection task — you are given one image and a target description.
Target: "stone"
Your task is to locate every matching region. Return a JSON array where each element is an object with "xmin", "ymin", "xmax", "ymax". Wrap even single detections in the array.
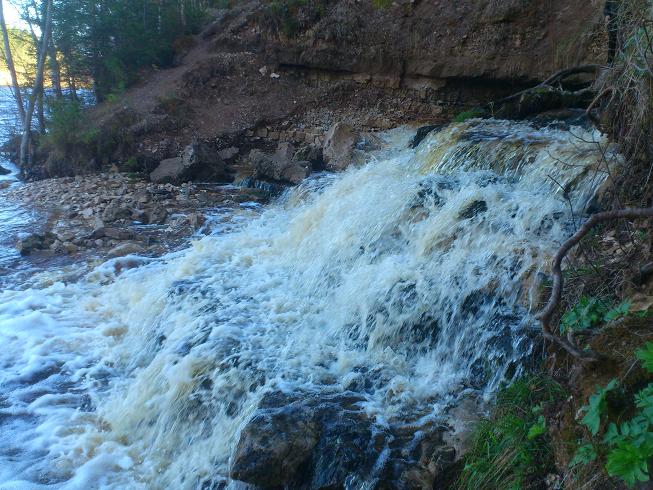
[
  {"xmin": 411, "ymin": 124, "xmax": 441, "ymax": 148},
  {"xmin": 16, "ymin": 232, "xmax": 57, "ymax": 256},
  {"xmin": 103, "ymin": 227, "xmax": 136, "ymax": 241},
  {"xmin": 102, "ymin": 202, "xmax": 132, "ymax": 222},
  {"xmin": 230, "ymin": 391, "xmax": 454, "ymax": 489},
  {"xmin": 217, "ymin": 147, "xmax": 239, "ymax": 160},
  {"xmin": 148, "ymin": 207, "xmax": 168, "ymax": 225},
  {"xmin": 247, "ymin": 142, "xmax": 312, "ymax": 185},
  {"xmin": 107, "ymin": 242, "xmax": 145, "ymax": 258},
  {"xmin": 150, "ymin": 142, "xmax": 227, "ymax": 184},
  {"xmin": 0, "ymin": 165, "xmax": 10, "ymax": 175},
  {"xmin": 323, "ymin": 122, "xmax": 359, "ymax": 171}
]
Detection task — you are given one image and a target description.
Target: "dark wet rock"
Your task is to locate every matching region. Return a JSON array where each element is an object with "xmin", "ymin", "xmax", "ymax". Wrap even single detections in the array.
[
  {"xmin": 459, "ymin": 200, "xmax": 488, "ymax": 220},
  {"xmin": 16, "ymin": 232, "xmax": 57, "ymax": 255},
  {"xmin": 323, "ymin": 122, "xmax": 358, "ymax": 171},
  {"xmin": 0, "ymin": 165, "xmax": 10, "ymax": 175},
  {"xmin": 230, "ymin": 391, "xmax": 455, "ymax": 489},
  {"xmin": 231, "ymin": 397, "xmax": 320, "ymax": 487},
  {"xmin": 411, "ymin": 125, "xmax": 441, "ymax": 148}
]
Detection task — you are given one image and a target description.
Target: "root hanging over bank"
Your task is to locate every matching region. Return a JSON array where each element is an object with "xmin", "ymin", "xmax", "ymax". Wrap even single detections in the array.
[{"xmin": 536, "ymin": 207, "xmax": 653, "ymax": 361}]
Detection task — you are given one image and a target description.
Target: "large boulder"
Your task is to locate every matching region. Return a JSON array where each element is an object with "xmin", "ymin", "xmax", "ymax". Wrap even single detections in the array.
[
  {"xmin": 230, "ymin": 391, "xmax": 455, "ymax": 489},
  {"xmin": 150, "ymin": 141, "xmax": 227, "ymax": 184},
  {"xmin": 323, "ymin": 122, "xmax": 359, "ymax": 171},
  {"xmin": 248, "ymin": 142, "xmax": 311, "ymax": 185}
]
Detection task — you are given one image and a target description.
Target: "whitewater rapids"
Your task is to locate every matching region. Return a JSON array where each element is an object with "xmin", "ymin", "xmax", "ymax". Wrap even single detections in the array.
[{"xmin": 0, "ymin": 120, "xmax": 617, "ymax": 488}]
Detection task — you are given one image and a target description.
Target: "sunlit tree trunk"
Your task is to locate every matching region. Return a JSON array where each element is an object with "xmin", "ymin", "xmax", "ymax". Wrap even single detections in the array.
[
  {"xmin": 0, "ymin": 0, "xmax": 26, "ymax": 126},
  {"xmin": 20, "ymin": 0, "xmax": 53, "ymax": 167}
]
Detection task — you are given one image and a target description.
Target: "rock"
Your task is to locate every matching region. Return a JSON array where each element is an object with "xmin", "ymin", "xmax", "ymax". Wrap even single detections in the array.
[
  {"xmin": 459, "ymin": 200, "xmax": 488, "ymax": 220},
  {"xmin": 150, "ymin": 156, "xmax": 184, "ymax": 184},
  {"xmin": 150, "ymin": 141, "xmax": 227, "ymax": 184},
  {"xmin": 0, "ymin": 165, "xmax": 10, "ymax": 175},
  {"xmin": 102, "ymin": 202, "xmax": 132, "ymax": 222},
  {"xmin": 16, "ymin": 232, "xmax": 57, "ymax": 256},
  {"xmin": 103, "ymin": 227, "xmax": 136, "ymax": 241},
  {"xmin": 247, "ymin": 143, "xmax": 311, "ymax": 185},
  {"xmin": 231, "ymin": 399, "xmax": 320, "ymax": 487},
  {"xmin": 107, "ymin": 242, "xmax": 145, "ymax": 258},
  {"xmin": 411, "ymin": 125, "xmax": 441, "ymax": 148},
  {"xmin": 147, "ymin": 206, "xmax": 168, "ymax": 225},
  {"xmin": 218, "ymin": 146, "xmax": 239, "ymax": 160},
  {"xmin": 294, "ymin": 145, "xmax": 324, "ymax": 170},
  {"xmin": 63, "ymin": 242, "xmax": 79, "ymax": 254},
  {"xmin": 81, "ymin": 207, "xmax": 94, "ymax": 218},
  {"xmin": 323, "ymin": 122, "xmax": 358, "ymax": 171},
  {"xmin": 0, "ymin": 181, "xmax": 12, "ymax": 190},
  {"xmin": 230, "ymin": 391, "xmax": 454, "ymax": 489}
]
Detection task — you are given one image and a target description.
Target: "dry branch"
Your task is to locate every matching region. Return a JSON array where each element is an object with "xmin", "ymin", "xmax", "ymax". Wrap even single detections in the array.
[{"xmin": 536, "ymin": 207, "xmax": 653, "ymax": 360}]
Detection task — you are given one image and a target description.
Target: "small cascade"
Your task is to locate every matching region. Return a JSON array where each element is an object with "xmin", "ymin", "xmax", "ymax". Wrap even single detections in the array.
[{"xmin": 0, "ymin": 119, "xmax": 619, "ymax": 488}]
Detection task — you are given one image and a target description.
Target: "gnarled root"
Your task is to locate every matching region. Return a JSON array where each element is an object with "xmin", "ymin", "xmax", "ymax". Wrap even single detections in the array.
[{"xmin": 536, "ymin": 208, "xmax": 653, "ymax": 361}]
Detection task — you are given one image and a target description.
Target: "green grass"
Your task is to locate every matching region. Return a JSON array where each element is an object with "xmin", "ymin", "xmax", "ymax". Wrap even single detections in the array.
[
  {"xmin": 453, "ymin": 108, "xmax": 487, "ymax": 123},
  {"xmin": 457, "ymin": 375, "xmax": 564, "ymax": 490}
]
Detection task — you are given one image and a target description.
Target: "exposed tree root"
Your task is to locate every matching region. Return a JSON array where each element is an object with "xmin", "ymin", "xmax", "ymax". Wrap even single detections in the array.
[
  {"xmin": 487, "ymin": 64, "xmax": 601, "ymax": 119},
  {"xmin": 536, "ymin": 207, "xmax": 653, "ymax": 361}
]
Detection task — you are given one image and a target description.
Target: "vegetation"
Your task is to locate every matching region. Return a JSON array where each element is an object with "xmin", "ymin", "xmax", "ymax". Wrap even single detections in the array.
[
  {"xmin": 453, "ymin": 108, "xmax": 486, "ymax": 123},
  {"xmin": 570, "ymin": 342, "xmax": 653, "ymax": 488},
  {"xmin": 457, "ymin": 375, "xmax": 564, "ymax": 490}
]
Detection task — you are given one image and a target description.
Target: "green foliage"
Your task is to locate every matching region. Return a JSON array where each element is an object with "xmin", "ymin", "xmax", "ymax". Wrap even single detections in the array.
[
  {"xmin": 453, "ymin": 108, "xmax": 486, "ymax": 123},
  {"xmin": 581, "ymin": 379, "xmax": 618, "ymax": 436},
  {"xmin": 43, "ymin": 97, "xmax": 97, "ymax": 155},
  {"xmin": 571, "ymin": 342, "xmax": 653, "ymax": 487},
  {"xmin": 457, "ymin": 375, "xmax": 564, "ymax": 490},
  {"xmin": 636, "ymin": 342, "xmax": 653, "ymax": 373},
  {"xmin": 569, "ymin": 443, "xmax": 597, "ymax": 467},
  {"xmin": 560, "ymin": 297, "xmax": 631, "ymax": 334},
  {"xmin": 372, "ymin": 0, "xmax": 393, "ymax": 8}
]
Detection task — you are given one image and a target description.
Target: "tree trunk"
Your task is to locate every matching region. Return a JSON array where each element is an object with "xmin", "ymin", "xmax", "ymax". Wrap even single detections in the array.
[
  {"xmin": 0, "ymin": 0, "xmax": 26, "ymax": 126},
  {"xmin": 19, "ymin": 0, "xmax": 53, "ymax": 167},
  {"xmin": 48, "ymin": 39, "xmax": 62, "ymax": 98}
]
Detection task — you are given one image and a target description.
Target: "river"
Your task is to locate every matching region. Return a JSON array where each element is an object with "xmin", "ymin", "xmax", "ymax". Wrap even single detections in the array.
[{"xmin": 0, "ymin": 96, "xmax": 617, "ymax": 488}]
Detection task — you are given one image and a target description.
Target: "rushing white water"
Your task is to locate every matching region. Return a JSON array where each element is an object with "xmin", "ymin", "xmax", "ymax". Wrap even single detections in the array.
[{"xmin": 0, "ymin": 119, "xmax": 617, "ymax": 489}]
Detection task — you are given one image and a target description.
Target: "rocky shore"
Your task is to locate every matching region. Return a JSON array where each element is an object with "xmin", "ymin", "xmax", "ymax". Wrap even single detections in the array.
[{"xmin": 5, "ymin": 172, "xmax": 269, "ymax": 259}]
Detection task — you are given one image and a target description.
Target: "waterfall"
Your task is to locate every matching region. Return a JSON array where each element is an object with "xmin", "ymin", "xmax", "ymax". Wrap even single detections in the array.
[{"xmin": 0, "ymin": 120, "xmax": 617, "ymax": 489}]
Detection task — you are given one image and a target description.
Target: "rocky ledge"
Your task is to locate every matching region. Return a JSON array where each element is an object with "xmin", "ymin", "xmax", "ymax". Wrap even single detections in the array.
[{"xmin": 5, "ymin": 173, "xmax": 268, "ymax": 259}]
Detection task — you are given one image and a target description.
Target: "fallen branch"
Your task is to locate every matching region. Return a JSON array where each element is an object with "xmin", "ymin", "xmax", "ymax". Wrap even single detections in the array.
[{"xmin": 536, "ymin": 207, "xmax": 653, "ymax": 360}]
